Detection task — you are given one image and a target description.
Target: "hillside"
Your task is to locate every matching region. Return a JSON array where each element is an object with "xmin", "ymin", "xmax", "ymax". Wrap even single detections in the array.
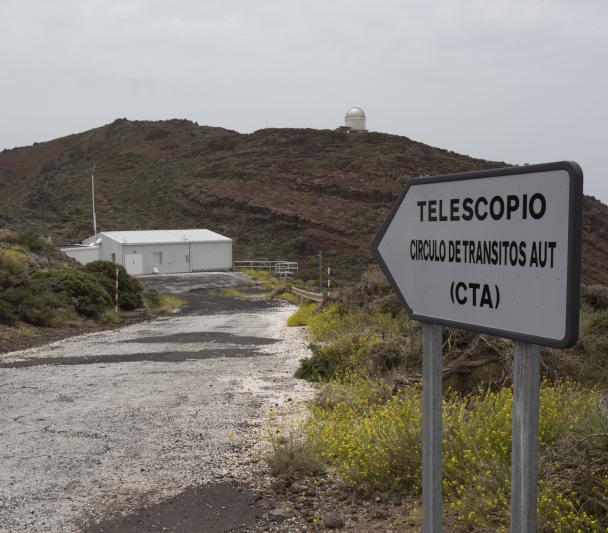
[{"xmin": 0, "ymin": 118, "xmax": 607, "ymax": 284}]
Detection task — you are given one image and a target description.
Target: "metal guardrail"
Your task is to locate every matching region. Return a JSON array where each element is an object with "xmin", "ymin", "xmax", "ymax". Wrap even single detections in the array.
[
  {"xmin": 234, "ymin": 260, "xmax": 298, "ymax": 278},
  {"xmin": 292, "ymin": 287, "xmax": 324, "ymax": 303}
]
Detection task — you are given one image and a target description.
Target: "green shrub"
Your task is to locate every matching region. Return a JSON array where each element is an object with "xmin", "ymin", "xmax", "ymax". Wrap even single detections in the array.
[
  {"xmin": 586, "ymin": 309, "xmax": 608, "ymax": 335},
  {"xmin": 0, "ymin": 298, "xmax": 17, "ymax": 325},
  {"xmin": 143, "ymin": 288, "xmax": 161, "ymax": 309},
  {"xmin": 295, "ymin": 343, "xmax": 351, "ymax": 381},
  {"xmin": 159, "ymin": 294, "xmax": 185, "ymax": 310},
  {"xmin": 4, "ymin": 284, "xmax": 68, "ymax": 327},
  {"xmin": 581, "ymin": 284, "xmax": 608, "ymax": 310},
  {"xmin": 287, "ymin": 303, "xmax": 318, "ymax": 327},
  {"xmin": 82, "ymin": 261, "xmax": 144, "ymax": 310},
  {"xmin": 33, "ymin": 267, "xmax": 112, "ymax": 318},
  {"xmin": 0, "ymin": 228, "xmax": 54, "ymax": 255},
  {"xmin": 290, "ymin": 302, "xmax": 414, "ymax": 381},
  {"xmin": 0, "ymin": 247, "xmax": 29, "ymax": 289}
]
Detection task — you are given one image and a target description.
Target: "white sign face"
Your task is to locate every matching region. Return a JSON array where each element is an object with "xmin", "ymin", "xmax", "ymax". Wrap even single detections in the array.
[{"xmin": 372, "ymin": 162, "xmax": 583, "ymax": 348}]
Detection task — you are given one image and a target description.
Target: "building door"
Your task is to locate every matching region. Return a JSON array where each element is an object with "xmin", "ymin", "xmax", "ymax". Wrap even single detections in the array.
[{"xmin": 124, "ymin": 253, "xmax": 143, "ymax": 275}]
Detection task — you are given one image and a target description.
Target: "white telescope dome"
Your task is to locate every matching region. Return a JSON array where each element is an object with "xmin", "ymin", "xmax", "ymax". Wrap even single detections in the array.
[{"xmin": 345, "ymin": 107, "xmax": 367, "ymax": 131}]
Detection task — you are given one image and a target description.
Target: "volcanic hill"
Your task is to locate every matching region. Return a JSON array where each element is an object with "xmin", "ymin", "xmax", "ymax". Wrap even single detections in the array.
[{"xmin": 0, "ymin": 118, "xmax": 606, "ymax": 285}]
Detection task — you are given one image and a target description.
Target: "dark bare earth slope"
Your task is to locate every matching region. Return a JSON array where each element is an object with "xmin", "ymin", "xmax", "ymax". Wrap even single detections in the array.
[{"xmin": 1, "ymin": 118, "xmax": 606, "ymax": 284}]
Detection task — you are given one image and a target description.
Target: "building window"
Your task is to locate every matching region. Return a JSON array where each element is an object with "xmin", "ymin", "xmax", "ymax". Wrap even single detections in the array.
[
  {"xmin": 111, "ymin": 253, "xmax": 116, "ymax": 263},
  {"xmin": 152, "ymin": 252, "xmax": 163, "ymax": 264}
]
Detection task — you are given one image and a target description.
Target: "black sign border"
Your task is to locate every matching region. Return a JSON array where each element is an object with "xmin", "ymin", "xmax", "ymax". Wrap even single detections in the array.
[{"xmin": 371, "ymin": 161, "xmax": 583, "ymax": 348}]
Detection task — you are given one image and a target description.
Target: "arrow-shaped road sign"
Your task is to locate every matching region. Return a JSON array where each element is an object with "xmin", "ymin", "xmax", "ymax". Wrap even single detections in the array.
[{"xmin": 372, "ymin": 161, "xmax": 583, "ymax": 348}]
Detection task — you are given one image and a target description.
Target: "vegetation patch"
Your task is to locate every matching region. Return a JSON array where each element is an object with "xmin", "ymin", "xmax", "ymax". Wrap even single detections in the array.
[
  {"xmin": 271, "ymin": 377, "xmax": 606, "ymax": 531},
  {"xmin": 158, "ymin": 294, "xmax": 186, "ymax": 311},
  {"xmin": 275, "ymin": 265, "xmax": 608, "ymax": 530},
  {"xmin": 0, "ymin": 229, "xmax": 172, "ymax": 329},
  {"xmin": 82, "ymin": 261, "xmax": 144, "ymax": 310}
]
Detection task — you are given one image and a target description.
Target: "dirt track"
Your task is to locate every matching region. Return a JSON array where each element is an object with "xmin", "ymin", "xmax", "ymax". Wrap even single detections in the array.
[{"xmin": 0, "ymin": 273, "xmax": 312, "ymax": 532}]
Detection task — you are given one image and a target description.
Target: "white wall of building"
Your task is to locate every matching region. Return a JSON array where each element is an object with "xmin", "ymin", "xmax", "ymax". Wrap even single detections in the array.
[
  {"xmin": 81, "ymin": 231, "xmax": 233, "ymax": 275},
  {"xmin": 191, "ymin": 241, "xmax": 232, "ymax": 271},
  {"xmin": 60, "ymin": 246, "xmax": 100, "ymax": 264},
  {"xmin": 121, "ymin": 243, "xmax": 191, "ymax": 275}
]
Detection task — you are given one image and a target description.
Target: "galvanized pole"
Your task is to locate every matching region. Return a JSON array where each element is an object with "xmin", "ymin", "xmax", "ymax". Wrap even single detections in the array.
[
  {"xmin": 510, "ymin": 341, "xmax": 540, "ymax": 533},
  {"xmin": 319, "ymin": 251, "xmax": 323, "ymax": 294},
  {"xmin": 422, "ymin": 322, "xmax": 443, "ymax": 533},
  {"xmin": 91, "ymin": 163, "xmax": 97, "ymax": 235}
]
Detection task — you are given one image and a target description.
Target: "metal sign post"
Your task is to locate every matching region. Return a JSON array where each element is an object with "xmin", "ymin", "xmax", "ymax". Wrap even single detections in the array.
[
  {"xmin": 422, "ymin": 323, "xmax": 443, "ymax": 532},
  {"xmin": 371, "ymin": 162, "xmax": 583, "ymax": 532},
  {"xmin": 511, "ymin": 342, "xmax": 541, "ymax": 532}
]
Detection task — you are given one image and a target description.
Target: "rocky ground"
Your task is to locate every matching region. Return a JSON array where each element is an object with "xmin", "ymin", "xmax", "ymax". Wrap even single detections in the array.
[
  {"xmin": 251, "ymin": 473, "xmax": 420, "ymax": 532},
  {"xmin": 0, "ymin": 272, "xmax": 423, "ymax": 532},
  {"xmin": 0, "ymin": 273, "xmax": 312, "ymax": 532}
]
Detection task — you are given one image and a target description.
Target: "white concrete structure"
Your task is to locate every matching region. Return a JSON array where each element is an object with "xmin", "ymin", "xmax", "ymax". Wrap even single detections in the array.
[
  {"xmin": 345, "ymin": 107, "xmax": 367, "ymax": 131},
  {"xmin": 62, "ymin": 229, "xmax": 232, "ymax": 275},
  {"xmin": 60, "ymin": 244, "xmax": 100, "ymax": 265}
]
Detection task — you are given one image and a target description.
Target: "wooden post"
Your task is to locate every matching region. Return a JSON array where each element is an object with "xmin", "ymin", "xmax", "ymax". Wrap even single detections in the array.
[
  {"xmin": 510, "ymin": 342, "xmax": 541, "ymax": 533},
  {"xmin": 327, "ymin": 264, "xmax": 331, "ymax": 298},
  {"xmin": 422, "ymin": 323, "xmax": 443, "ymax": 532},
  {"xmin": 115, "ymin": 266, "xmax": 119, "ymax": 314}
]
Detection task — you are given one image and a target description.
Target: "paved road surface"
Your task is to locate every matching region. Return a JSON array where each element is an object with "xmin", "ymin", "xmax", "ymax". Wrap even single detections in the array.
[{"xmin": 0, "ymin": 273, "xmax": 312, "ymax": 532}]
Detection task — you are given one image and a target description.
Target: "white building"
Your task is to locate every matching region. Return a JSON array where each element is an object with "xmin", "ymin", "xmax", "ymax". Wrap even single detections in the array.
[
  {"xmin": 61, "ymin": 229, "xmax": 232, "ymax": 275},
  {"xmin": 344, "ymin": 107, "xmax": 367, "ymax": 131}
]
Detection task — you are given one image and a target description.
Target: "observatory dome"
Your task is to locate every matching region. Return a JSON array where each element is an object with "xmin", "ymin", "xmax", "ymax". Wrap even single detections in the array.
[{"xmin": 345, "ymin": 107, "xmax": 367, "ymax": 131}]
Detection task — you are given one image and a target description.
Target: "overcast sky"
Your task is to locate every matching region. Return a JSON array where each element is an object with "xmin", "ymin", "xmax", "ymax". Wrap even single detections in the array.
[{"xmin": 2, "ymin": 0, "xmax": 607, "ymax": 202}]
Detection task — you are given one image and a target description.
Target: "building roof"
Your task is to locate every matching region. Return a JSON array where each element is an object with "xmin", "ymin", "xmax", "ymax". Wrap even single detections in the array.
[
  {"xmin": 345, "ymin": 107, "xmax": 366, "ymax": 118},
  {"xmin": 84, "ymin": 229, "xmax": 231, "ymax": 245}
]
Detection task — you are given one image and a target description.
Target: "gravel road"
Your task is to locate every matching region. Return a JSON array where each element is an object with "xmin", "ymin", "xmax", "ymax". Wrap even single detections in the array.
[{"xmin": 0, "ymin": 273, "xmax": 313, "ymax": 533}]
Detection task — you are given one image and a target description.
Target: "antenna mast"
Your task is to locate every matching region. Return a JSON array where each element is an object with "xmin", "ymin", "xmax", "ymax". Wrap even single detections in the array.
[{"xmin": 91, "ymin": 163, "xmax": 97, "ymax": 235}]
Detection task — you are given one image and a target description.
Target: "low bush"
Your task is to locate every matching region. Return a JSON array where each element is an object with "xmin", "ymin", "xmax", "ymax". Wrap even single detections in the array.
[
  {"xmin": 586, "ymin": 309, "xmax": 608, "ymax": 335},
  {"xmin": 83, "ymin": 261, "xmax": 144, "ymax": 310},
  {"xmin": 0, "ymin": 298, "xmax": 17, "ymax": 325},
  {"xmin": 3, "ymin": 283, "xmax": 69, "ymax": 327},
  {"xmin": 265, "ymin": 425, "xmax": 323, "ymax": 480},
  {"xmin": 581, "ymin": 284, "xmax": 608, "ymax": 310},
  {"xmin": 33, "ymin": 267, "xmax": 112, "ymax": 318},
  {"xmin": 142, "ymin": 288, "xmax": 161, "ymax": 309},
  {"xmin": 286, "ymin": 303, "xmax": 318, "ymax": 327},
  {"xmin": 0, "ymin": 247, "xmax": 29, "ymax": 289},
  {"xmin": 294, "ymin": 343, "xmax": 351, "ymax": 381},
  {"xmin": 159, "ymin": 294, "xmax": 185, "ymax": 311},
  {"xmin": 278, "ymin": 379, "xmax": 606, "ymax": 531},
  {"xmin": 291, "ymin": 303, "xmax": 416, "ymax": 380}
]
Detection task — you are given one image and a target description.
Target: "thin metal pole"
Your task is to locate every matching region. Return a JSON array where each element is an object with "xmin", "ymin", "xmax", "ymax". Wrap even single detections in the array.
[
  {"xmin": 91, "ymin": 163, "xmax": 97, "ymax": 235},
  {"xmin": 422, "ymin": 322, "xmax": 443, "ymax": 533},
  {"xmin": 510, "ymin": 341, "xmax": 540, "ymax": 533},
  {"xmin": 319, "ymin": 251, "xmax": 323, "ymax": 294}
]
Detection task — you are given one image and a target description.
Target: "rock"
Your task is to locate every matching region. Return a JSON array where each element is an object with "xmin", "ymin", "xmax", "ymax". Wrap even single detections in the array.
[
  {"xmin": 390, "ymin": 493, "xmax": 402, "ymax": 506},
  {"xmin": 268, "ymin": 508, "xmax": 285, "ymax": 522},
  {"xmin": 271, "ymin": 479, "xmax": 290, "ymax": 492},
  {"xmin": 373, "ymin": 509, "xmax": 390, "ymax": 519},
  {"xmin": 322, "ymin": 511, "xmax": 344, "ymax": 529}
]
